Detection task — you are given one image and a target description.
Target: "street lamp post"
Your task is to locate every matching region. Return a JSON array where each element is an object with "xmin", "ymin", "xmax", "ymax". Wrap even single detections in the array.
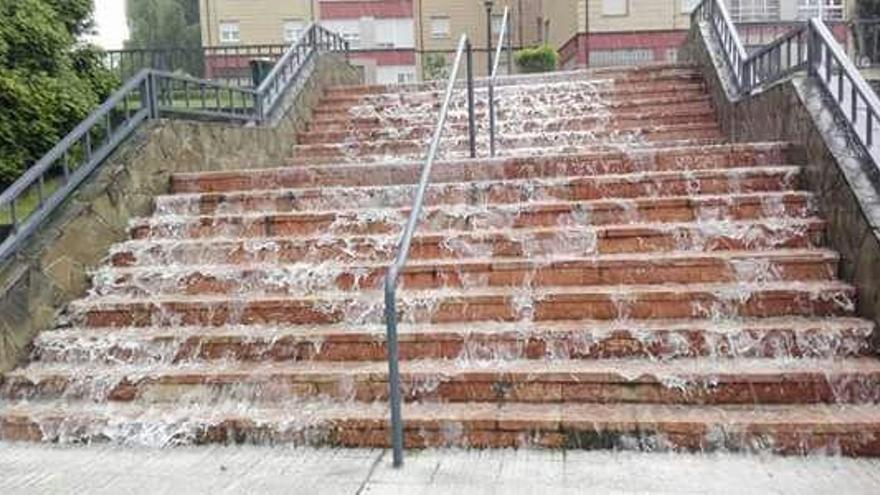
[{"xmin": 484, "ymin": 0, "xmax": 494, "ymax": 76}]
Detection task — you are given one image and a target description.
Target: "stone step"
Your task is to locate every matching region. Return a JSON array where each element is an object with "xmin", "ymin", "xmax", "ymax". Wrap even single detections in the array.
[
  {"xmin": 319, "ymin": 72, "xmax": 706, "ymax": 105},
  {"xmin": 309, "ymin": 96, "xmax": 714, "ymax": 129},
  {"xmin": 69, "ymin": 281, "xmax": 856, "ymax": 328},
  {"xmin": 323, "ymin": 63, "xmax": 703, "ymax": 96},
  {"xmin": 285, "ymin": 140, "xmax": 776, "ymax": 170},
  {"xmin": 287, "ymin": 125, "xmax": 725, "ymax": 161},
  {"xmin": 3, "ymin": 400, "xmax": 880, "ymax": 454},
  {"xmin": 5, "ymin": 357, "xmax": 880, "ymax": 406},
  {"xmin": 159, "ymin": 168, "xmax": 803, "ymax": 216},
  {"xmin": 312, "ymin": 84, "xmax": 710, "ymax": 118},
  {"xmin": 131, "ymin": 192, "xmax": 815, "ymax": 241},
  {"xmin": 298, "ymin": 111, "xmax": 720, "ymax": 145},
  {"xmin": 92, "ymin": 249, "xmax": 839, "ymax": 298},
  {"xmin": 307, "ymin": 104, "xmax": 716, "ymax": 133},
  {"xmin": 171, "ymin": 143, "xmax": 797, "ymax": 194},
  {"xmin": 110, "ymin": 219, "xmax": 827, "ymax": 267},
  {"xmin": 34, "ymin": 317, "xmax": 874, "ymax": 365}
]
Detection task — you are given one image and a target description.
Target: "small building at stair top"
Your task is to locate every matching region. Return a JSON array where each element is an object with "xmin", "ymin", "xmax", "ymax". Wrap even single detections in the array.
[{"xmin": 539, "ymin": 0, "xmax": 855, "ymax": 69}]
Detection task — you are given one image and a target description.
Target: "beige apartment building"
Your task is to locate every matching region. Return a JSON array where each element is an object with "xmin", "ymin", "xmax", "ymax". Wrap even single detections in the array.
[
  {"xmin": 198, "ymin": 0, "xmax": 856, "ymax": 83},
  {"xmin": 414, "ymin": 0, "xmax": 543, "ymax": 77},
  {"xmin": 200, "ymin": 0, "xmax": 317, "ymax": 46},
  {"xmin": 538, "ymin": 0, "xmax": 854, "ymax": 68},
  {"xmin": 198, "ymin": 0, "xmax": 542, "ymax": 82}
]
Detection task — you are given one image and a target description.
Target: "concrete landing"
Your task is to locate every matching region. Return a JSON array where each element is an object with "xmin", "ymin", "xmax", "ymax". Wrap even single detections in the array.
[{"xmin": 1, "ymin": 445, "xmax": 880, "ymax": 494}]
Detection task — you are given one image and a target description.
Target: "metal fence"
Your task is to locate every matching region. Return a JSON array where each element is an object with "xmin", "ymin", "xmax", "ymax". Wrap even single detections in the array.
[
  {"xmin": 694, "ymin": 0, "xmax": 880, "ymax": 179},
  {"xmin": 0, "ymin": 24, "xmax": 349, "ymax": 262},
  {"xmin": 105, "ymin": 44, "xmax": 290, "ymax": 87}
]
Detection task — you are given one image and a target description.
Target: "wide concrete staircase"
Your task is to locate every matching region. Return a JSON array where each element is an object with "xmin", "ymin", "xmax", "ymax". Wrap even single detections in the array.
[{"xmin": 2, "ymin": 64, "xmax": 880, "ymax": 454}]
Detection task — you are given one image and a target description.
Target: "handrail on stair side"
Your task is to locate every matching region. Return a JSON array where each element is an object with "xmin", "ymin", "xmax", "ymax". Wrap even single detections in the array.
[
  {"xmin": 693, "ymin": 0, "xmax": 880, "ymax": 174},
  {"xmin": 488, "ymin": 6, "xmax": 512, "ymax": 157},
  {"xmin": 0, "ymin": 23, "xmax": 349, "ymax": 264},
  {"xmin": 382, "ymin": 34, "xmax": 478, "ymax": 469}
]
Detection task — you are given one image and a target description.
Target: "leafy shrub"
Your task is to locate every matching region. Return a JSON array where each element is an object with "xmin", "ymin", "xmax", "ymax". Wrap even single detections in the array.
[
  {"xmin": 423, "ymin": 53, "xmax": 449, "ymax": 81},
  {"xmin": 514, "ymin": 45, "xmax": 559, "ymax": 74},
  {"xmin": 0, "ymin": 0, "xmax": 118, "ymax": 189}
]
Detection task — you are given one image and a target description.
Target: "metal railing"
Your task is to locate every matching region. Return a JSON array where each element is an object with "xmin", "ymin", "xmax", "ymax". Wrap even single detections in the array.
[
  {"xmin": 488, "ymin": 7, "xmax": 512, "ymax": 158},
  {"xmin": 694, "ymin": 0, "xmax": 880, "ymax": 175},
  {"xmin": 0, "ymin": 23, "xmax": 348, "ymax": 263},
  {"xmin": 104, "ymin": 44, "xmax": 290, "ymax": 87},
  {"xmin": 382, "ymin": 34, "xmax": 477, "ymax": 468},
  {"xmin": 807, "ymin": 19, "xmax": 880, "ymax": 160},
  {"xmin": 741, "ymin": 24, "xmax": 810, "ymax": 90},
  {"xmin": 694, "ymin": 0, "xmax": 750, "ymax": 83}
]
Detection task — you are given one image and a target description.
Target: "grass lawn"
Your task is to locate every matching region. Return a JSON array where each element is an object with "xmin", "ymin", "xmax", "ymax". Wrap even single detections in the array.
[{"xmin": 0, "ymin": 176, "xmax": 63, "ymax": 227}]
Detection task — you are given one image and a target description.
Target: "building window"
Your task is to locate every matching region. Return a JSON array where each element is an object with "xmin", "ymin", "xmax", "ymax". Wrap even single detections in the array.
[
  {"xmin": 591, "ymin": 48, "xmax": 654, "ymax": 67},
  {"xmin": 284, "ymin": 19, "xmax": 305, "ymax": 43},
  {"xmin": 727, "ymin": 0, "xmax": 780, "ymax": 21},
  {"xmin": 219, "ymin": 22, "xmax": 240, "ymax": 43},
  {"xmin": 797, "ymin": 0, "xmax": 844, "ymax": 21},
  {"xmin": 601, "ymin": 0, "xmax": 628, "ymax": 16},
  {"xmin": 491, "ymin": 14, "xmax": 505, "ymax": 35},
  {"xmin": 681, "ymin": 0, "xmax": 701, "ymax": 14},
  {"xmin": 431, "ymin": 17, "xmax": 451, "ymax": 39}
]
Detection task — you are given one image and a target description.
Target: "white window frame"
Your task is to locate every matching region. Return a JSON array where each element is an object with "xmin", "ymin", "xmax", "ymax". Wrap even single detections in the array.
[
  {"xmin": 283, "ymin": 19, "xmax": 305, "ymax": 43},
  {"xmin": 601, "ymin": 0, "xmax": 629, "ymax": 16},
  {"xmin": 491, "ymin": 14, "xmax": 505, "ymax": 35},
  {"xmin": 430, "ymin": 16, "xmax": 451, "ymax": 39},
  {"xmin": 219, "ymin": 21, "xmax": 240, "ymax": 44},
  {"xmin": 681, "ymin": 0, "xmax": 702, "ymax": 14}
]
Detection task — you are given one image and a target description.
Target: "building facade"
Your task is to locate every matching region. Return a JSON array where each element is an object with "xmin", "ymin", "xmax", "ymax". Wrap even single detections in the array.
[
  {"xmin": 539, "ymin": 0, "xmax": 854, "ymax": 69},
  {"xmin": 198, "ymin": 0, "xmax": 542, "ymax": 83}
]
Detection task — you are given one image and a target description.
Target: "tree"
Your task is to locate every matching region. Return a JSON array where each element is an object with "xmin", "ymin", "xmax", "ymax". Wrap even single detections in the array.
[
  {"xmin": 125, "ymin": 0, "xmax": 200, "ymax": 49},
  {"xmin": 854, "ymin": 0, "xmax": 880, "ymax": 64},
  {"xmin": 0, "ymin": 0, "xmax": 118, "ymax": 189}
]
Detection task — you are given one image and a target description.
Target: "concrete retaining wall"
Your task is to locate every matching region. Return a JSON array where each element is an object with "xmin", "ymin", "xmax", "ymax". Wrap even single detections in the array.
[
  {"xmin": 0, "ymin": 53, "xmax": 362, "ymax": 372},
  {"xmin": 682, "ymin": 23, "xmax": 880, "ymax": 340}
]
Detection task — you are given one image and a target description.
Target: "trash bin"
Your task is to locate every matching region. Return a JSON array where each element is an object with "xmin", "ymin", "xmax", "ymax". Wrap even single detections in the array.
[{"xmin": 250, "ymin": 58, "xmax": 275, "ymax": 87}]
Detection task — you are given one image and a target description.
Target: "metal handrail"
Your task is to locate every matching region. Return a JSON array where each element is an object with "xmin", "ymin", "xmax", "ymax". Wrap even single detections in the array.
[
  {"xmin": 0, "ymin": 23, "xmax": 348, "ymax": 263},
  {"xmin": 741, "ymin": 24, "xmax": 810, "ymax": 91},
  {"xmin": 694, "ymin": 0, "xmax": 749, "ymax": 83},
  {"xmin": 382, "ymin": 34, "xmax": 477, "ymax": 468},
  {"xmin": 693, "ymin": 2, "xmax": 880, "ymax": 186},
  {"xmin": 488, "ymin": 7, "xmax": 511, "ymax": 158},
  {"xmin": 808, "ymin": 19, "xmax": 880, "ymax": 157}
]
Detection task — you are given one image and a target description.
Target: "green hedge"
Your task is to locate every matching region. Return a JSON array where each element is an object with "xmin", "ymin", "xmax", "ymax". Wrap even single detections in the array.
[
  {"xmin": 514, "ymin": 45, "xmax": 559, "ymax": 74},
  {"xmin": 0, "ymin": 0, "xmax": 118, "ymax": 190}
]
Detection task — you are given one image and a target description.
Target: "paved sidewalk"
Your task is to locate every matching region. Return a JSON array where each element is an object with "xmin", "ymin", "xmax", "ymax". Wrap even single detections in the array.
[{"xmin": 2, "ymin": 443, "xmax": 880, "ymax": 494}]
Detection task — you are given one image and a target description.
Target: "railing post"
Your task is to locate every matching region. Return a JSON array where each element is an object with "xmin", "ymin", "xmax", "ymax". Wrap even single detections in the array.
[
  {"xmin": 807, "ymin": 24, "xmax": 819, "ymax": 77},
  {"xmin": 384, "ymin": 276, "xmax": 404, "ymax": 469},
  {"xmin": 146, "ymin": 72, "xmax": 160, "ymax": 119},
  {"xmin": 466, "ymin": 40, "xmax": 477, "ymax": 159},
  {"xmin": 489, "ymin": 82, "xmax": 496, "ymax": 158},
  {"xmin": 506, "ymin": 15, "xmax": 513, "ymax": 75}
]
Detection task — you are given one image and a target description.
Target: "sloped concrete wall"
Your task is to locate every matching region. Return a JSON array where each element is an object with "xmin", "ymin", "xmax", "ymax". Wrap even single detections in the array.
[
  {"xmin": 0, "ymin": 53, "xmax": 362, "ymax": 372},
  {"xmin": 682, "ymin": 23, "xmax": 880, "ymax": 339}
]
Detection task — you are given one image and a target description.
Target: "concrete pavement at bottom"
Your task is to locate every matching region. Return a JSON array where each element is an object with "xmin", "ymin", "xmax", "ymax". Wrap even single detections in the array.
[{"xmin": 1, "ymin": 444, "xmax": 880, "ymax": 494}]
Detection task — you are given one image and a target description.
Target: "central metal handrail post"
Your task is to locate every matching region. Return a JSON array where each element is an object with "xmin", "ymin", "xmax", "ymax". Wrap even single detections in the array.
[
  {"xmin": 506, "ymin": 13, "xmax": 513, "ymax": 75},
  {"xmin": 382, "ymin": 35, "xmax": 469, "ymax": 469},
  {"xmin": 383, "ymin": 270, "xmax": 404, "ymax": 468},
  {"xmin": 488, "ymin": 81, "xmax": 496, "ymax": 157},
  {"xmin": 466, "ymin": 41, "xmax": 477, "ymax": 159},
  {"xmin": 488, "ymin": 7, "xmax": 510, "ymax": 158}
]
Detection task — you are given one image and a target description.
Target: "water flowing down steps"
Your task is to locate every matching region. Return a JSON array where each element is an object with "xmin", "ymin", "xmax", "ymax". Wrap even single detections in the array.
[{"xmin": 2, "ymin": 63, "xmax": 880, "ymax": 455}]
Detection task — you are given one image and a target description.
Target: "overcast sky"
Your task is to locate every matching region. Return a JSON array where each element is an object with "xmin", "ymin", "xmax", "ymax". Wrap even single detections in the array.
[{"xmin": 87, "ymin": 0, "xmax": 129, "ymax": 50}]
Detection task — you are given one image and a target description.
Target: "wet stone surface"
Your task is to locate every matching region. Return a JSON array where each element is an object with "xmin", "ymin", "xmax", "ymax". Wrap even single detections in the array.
[{"xmin": 1, "ymin": 445, "xmax": 880, "ymax": 494}]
